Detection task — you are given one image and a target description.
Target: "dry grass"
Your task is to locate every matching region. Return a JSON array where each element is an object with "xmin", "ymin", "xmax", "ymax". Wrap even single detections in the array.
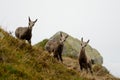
[
  {"xmin": 0, "ymin": 27, "xmax": 119, "ymax": 80},
  {"xmin": 63, "ymin": 57, "xmax": 120, "ymax": 80},
  {"xmin": 0, "ymin": 28, "xmax": 83, "ymax": 80}
]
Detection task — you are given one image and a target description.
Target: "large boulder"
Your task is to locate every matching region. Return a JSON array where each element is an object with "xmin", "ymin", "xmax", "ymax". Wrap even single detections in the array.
[{"xmin": 44, "ymin": 31, "xmax": 103, "ymax": 64}]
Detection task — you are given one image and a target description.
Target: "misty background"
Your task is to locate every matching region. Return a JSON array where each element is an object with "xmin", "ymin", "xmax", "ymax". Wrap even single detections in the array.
[{"xmin": 0, "ymin": 0, "xmax": 120, "ymax": 77}]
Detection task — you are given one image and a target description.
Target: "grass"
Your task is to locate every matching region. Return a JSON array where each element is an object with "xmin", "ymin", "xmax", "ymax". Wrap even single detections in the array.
[
  {"xmin": 0, "ymin": 27, "xmax": 119, "ymax": 80},
  {"xmin": 0, "ymin": 28, "xmax": 84, "ymax": 80},
  {"xmin": 34, "ymin": 39, "xmax": 48, "ymax": 50}
]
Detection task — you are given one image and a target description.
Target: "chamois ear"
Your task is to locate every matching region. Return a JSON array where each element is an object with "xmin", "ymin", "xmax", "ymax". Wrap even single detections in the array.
[
  {"xmin": 34, "ymin": 19, "xmax": 38, "ymax": 23},
  {"xmin": 28, "ymin": 16, "xmax": 31, "ymax": 22},
  {"xmin": 65, "ymin": 35, "xmax": 68, "ymax": 39},
  {"xmin": 81, "ymin": 37, "xmax": 83, "ymax": 43},
  {"xmin": 86, "ymin": 40, "xmax": 90, "ymax": 44},
  {"xmin": 60, "ymin": 32, "xmax": 62, "ymax": 37}
]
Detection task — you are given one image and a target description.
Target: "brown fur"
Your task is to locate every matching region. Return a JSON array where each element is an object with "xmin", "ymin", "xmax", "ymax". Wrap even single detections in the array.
[
  {"xmin": 15, "ymin": 17, "xmax": 37, "ymax": 44},
  {"xmin": 45, "ymin": 32, "xmax": 68, "ymax": 62},
  {"xmin": 79, "ymin": 37, "xmax": 93, "ymax": 73}
]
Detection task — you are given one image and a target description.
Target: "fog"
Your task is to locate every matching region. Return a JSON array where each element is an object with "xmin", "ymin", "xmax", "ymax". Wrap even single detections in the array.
[{"xmin": 0, "ymin": 0, "xmax": 120, "ymax": 77}]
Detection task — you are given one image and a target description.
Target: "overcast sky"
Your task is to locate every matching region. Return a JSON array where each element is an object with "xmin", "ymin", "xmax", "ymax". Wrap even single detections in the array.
[{"xmin": 0, "ymin": 0, "xmax": 120, "ymax": 77}]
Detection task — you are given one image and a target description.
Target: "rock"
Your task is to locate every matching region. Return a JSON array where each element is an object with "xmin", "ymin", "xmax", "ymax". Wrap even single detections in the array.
[{"xmin": 45, "ymin": 31, "xmax": 103, "ymax": 65}]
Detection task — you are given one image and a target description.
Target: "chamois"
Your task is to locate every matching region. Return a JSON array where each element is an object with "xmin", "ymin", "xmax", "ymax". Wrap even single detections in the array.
[
  {"xmin": 15, "ymin": 17, "xmax": 37, "ymax": 44},
  {"xmin": 45, "ymin": 32, "xmax": 68, "ymax": 62},
  {"xmin": 79, "ymin": 37, "xmax": 93, "ymax": 73}
]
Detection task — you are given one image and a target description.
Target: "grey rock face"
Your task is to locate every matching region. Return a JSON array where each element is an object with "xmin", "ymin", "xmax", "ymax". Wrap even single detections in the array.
[{"xmin": 45, "ymin": 31, "xmax": 103, "ymax": 65}]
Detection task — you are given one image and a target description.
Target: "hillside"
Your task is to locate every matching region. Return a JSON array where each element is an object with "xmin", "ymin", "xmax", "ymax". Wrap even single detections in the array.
[
  {"xmin": 35, "ymin": 31, "xmax": 120, "ymax": 80},
  {"xmin": 0, "ymin": 28, "xmax": 119, "ymax": 80},
  {"xmin": 36, "ymin": 31, "xmax": 103, "ymax": 64},
  {"xmin": 0, "ymin": 28, "xmax": 84, "ymax": 80}
]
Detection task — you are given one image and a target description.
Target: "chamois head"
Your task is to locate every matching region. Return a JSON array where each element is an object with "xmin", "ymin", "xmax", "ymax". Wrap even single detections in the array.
[
  {"xmin": 81, "ymin": 37, "xmax": 90, "ymax": 48},
  {"xmin": 28, "ymin": 17, "xmax": 37, "ymax": 29},
  {"xmin": 59, "ymin": 32, "xmax": 68, "ymax": 44}
]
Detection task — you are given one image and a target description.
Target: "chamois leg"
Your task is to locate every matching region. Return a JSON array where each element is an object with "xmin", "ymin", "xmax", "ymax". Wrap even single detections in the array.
[
  {"xmin": 80, "ymin": 66, "xmax": 83, "ymax": 71},
  {"xmin": 84, "ymin": 64, "xmax": 89, "ymax": 73},
  {"xmin": 88, "ymin": 63, "xmax": 93, "ymax": 74},
  {"xmin": 28, "ymin": 39, "xmax": 31, "ymax": 44},
  {"xmin": 79, "ymin": 63, "xmax": 83, "ymax": 71},
  {"xmin": 59, "ymin": 52, "xmax": 63, "ymax": 63},
  {"xmin": 54, "ymin": 54, "xmax": 59, "ymax": 61}
]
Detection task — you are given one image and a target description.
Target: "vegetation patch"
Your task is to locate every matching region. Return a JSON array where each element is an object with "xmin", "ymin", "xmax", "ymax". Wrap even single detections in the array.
[{"xmin": 0, "ymin": 28, "xmax": 119, "ymax": 80}]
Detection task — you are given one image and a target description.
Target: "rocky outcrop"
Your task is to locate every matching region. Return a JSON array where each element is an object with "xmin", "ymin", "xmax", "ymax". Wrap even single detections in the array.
[{"xmin": 45, "ymin": 31, "xmax": 103, "ymax": 65}]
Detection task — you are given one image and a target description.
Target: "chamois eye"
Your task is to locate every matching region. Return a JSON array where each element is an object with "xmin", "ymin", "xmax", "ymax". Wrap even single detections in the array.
[{"xmin": 32, "ymin": 24, "xmax": 34, "ymax": 26}]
